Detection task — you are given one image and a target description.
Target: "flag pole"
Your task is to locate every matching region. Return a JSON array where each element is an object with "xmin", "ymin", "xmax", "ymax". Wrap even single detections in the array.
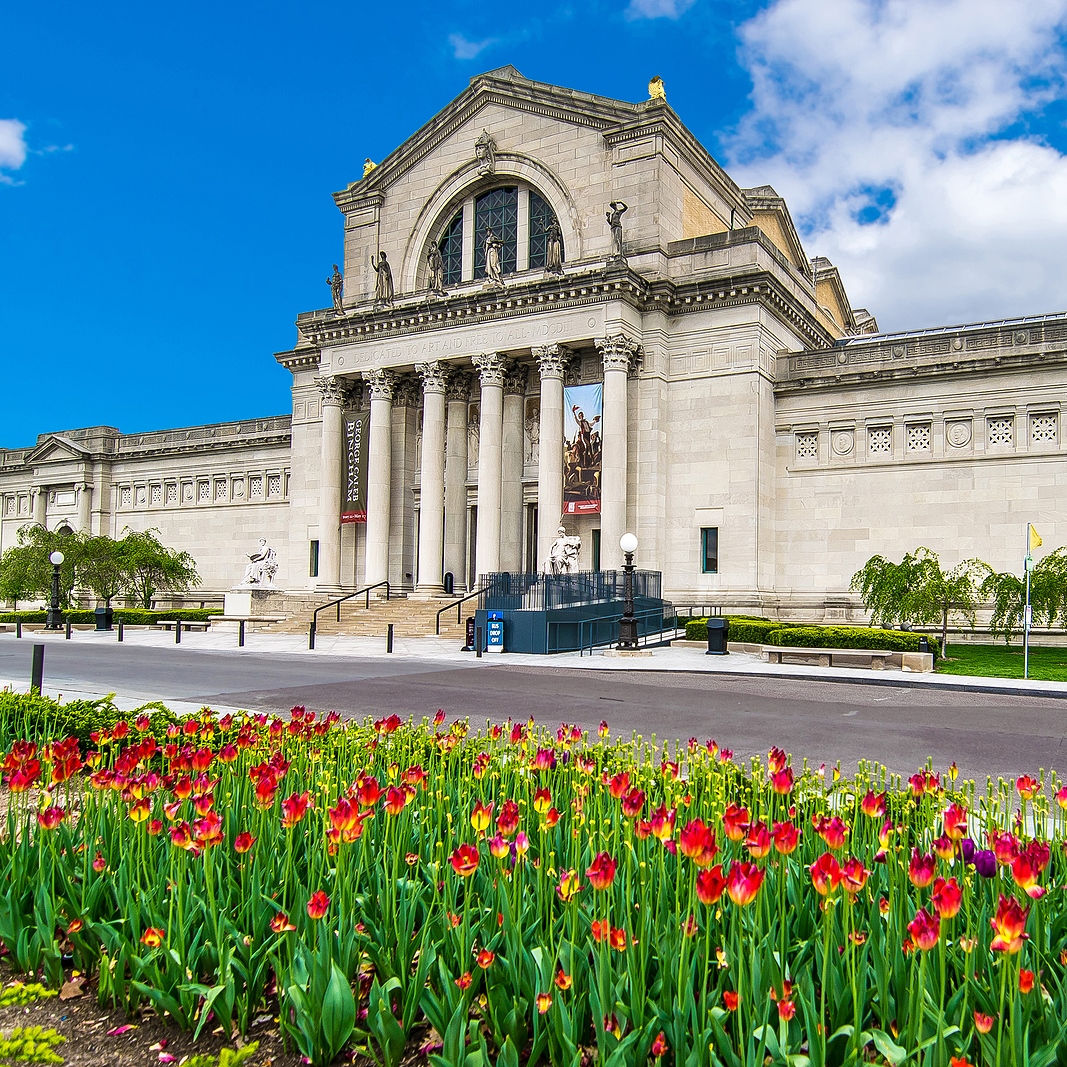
[{"xmin": 1024, "ymin": 523, "xmax": 1032, "ymax": 680}]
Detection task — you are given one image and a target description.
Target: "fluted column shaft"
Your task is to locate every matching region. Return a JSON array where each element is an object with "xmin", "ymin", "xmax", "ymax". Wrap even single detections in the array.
[
  {"xmin": 415, "ymin": 362, "xmax": 450, "ymax": 595},
  {"xmin": 32, "ymin": 488, "xmax": 45, "ymax": 527},
  {"xmin": 77, "ymin": 483, "xmax": 92, "ymax": 534},
  {"xmin": 534, "ymin": 345, "xmax": 570, "ymax": 570},
  {"xmin": 444, "ymin": 374, "xmax": 471, "ymax": 592},
  {"xmin": 363, "ymin": 369, "xmax": 396, "ymax": 587},
  {"xmin": 473, "ymin": 353, "xmax": 509, "ymax": 581},
  {"xmin": 500, "ymin": 365, "xmax": 528, "ymax": 573},
  {"xmin": 316, "ymin": 375, "xmax": 350, "ymax": 589},
  {"xmin": 596, "ymin": 335, "xmax": 640, "ymax": 571}
]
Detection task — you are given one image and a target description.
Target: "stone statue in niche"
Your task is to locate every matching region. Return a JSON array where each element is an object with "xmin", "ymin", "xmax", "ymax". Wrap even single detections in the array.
[
  {"xmin": 547, "ymin": 526, "xmax": 582, "ymax": 575},
  {"xmin": 327, "ymin": 264, "xmax": 344, "ymax": 314},
  {"xmin": 606, "ymin": 201, "xmax": 628, "ymax": 260},
  {"xmin": 426, "ymin": 242, "xmax": 446, "ymax": 295},
  {"xmin": 524, "ymin": 414, "xmax": 540, "ymax": 464},
  {"xmin": 240, "ymin": 539, "xmax": 279, "ymax": 587},
  {"xmin": 545, "ymin": 218, "xmax": 564, "ymax": 275},
  {"xmin": 483, "ymin": 229, "xmax": 505, "ymax": 289},
  {"xmin": 370, "ymin": 251, "xmax": 394, "ymax": 306},
  {"xmin": 474, "ymin": 129, "xmax": 496, "ymax": 175}
]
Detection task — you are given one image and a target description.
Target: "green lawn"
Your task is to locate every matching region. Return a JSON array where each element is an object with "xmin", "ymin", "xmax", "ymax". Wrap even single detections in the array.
[{"xmin": 936, "ymin": 642, "xmax": 1067, "ymax": 681}]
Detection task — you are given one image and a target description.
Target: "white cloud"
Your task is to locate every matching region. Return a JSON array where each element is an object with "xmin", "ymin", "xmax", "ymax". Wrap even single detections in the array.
[
  {"xmin": 626, "ymin": 0, "xmax": 696, "ymax": 19},
  {"xmin": 449, "ymin": 33, "xmax": 496, "ymax": 60},
  {"xmin": 0, "ymin": 119, "xmax": 28, "ymax": 184},
  {"xmin": 726, "ymin": 0, "xmax": 1067, "ymax": 329}
]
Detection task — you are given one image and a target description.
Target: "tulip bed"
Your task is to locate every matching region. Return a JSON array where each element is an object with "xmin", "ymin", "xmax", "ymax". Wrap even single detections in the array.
[{"xmin": 3, "ymin": 702, "xmax": 1067, "ymax": 1067}]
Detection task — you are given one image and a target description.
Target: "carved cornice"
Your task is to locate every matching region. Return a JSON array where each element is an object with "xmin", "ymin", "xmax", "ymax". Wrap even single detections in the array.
[
  {"xmin": 503, "ymin": 362, "xmax": 530, "ymax": 396},
  {"xmin": 415, "ymin": 359, "xmax": 452, "ymax": 394},
  {"xmin": 471, "ymin": 352, "xmax": 511, "ymax": 389},
  {"xmin": 315, "ymin": 375, "xmax": 353, "ymax": 408},
  {"xmin": 596, "ymin": 334, "xmax": 642, "ymax": 375},
  {"xmin": 533, "ymin": 343, "xmax": 574, "ymax": 381},
  {"xmin": 362, "ymin": 368, "xmax": 397, "ymax": 402},
  {"xmin": 445, "ymin": 370, "xmax": 472, "ymax": 403}
]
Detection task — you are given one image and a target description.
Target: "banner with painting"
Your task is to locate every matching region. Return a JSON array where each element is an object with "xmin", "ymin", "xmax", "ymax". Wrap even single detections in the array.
[
  {"xmin": 341, "ymin": 411, "xmax": 369, "ymax": 523},
  {"xmin": 562, "ymin": 383, "xmax": 602, "ymax": 515}
]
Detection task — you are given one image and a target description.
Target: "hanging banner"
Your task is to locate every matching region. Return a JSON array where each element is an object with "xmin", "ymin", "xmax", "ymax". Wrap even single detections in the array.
[
  {"xmin": 562, "ymin": 383, "xmax": 602, "ymax": 515},
  {"xmin": 341, "ymin": 410, "xmax": 369, "ymax": 523}
]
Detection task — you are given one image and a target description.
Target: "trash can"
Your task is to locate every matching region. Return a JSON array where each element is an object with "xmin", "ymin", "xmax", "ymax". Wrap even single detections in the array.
[
  {"xmin": 918, "ymin": 636, "xmax": 930, "ymax": 654},
  {"xmin": 94, "ymin": 606, "xmax": 114, "ymax": 631},
  {"xmin": 706, "ymin": 616, "xmax": 729, "ymax": 655}
]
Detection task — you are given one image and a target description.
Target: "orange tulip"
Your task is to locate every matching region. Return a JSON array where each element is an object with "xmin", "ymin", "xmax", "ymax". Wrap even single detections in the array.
[
  {"xmin": 140, "ymin": 927, "xmax": 165, "ymax": 948},
  {"xmin": 931, "ymin": 876, "xmax": 962, "ymax": 919},
  {"xmin": 554, "ymin": 969, "xmax": 572, "ymax": 990},
  {"xmin": 1019, "ymin": 969, "xmax": 1035, "ymax": 994},
  {"xmin": 270, "ymin": 913, "xmax": 296, "ymax": 933},
  {"xmin": 990, "ymin": 894, "xmax": 1029, "ymax": 954},
  {"xmin": 726, "ymin": 862, "xmax": 765, "ymax": 906},
  {"xmin": 942, "ymin": 802, "xmax": 968, "ymax": 840},
  {"xmin": 586, "ymin": 851, "xmax": 617, "ymax": 891},
  {"xmin": 841, "ymin": 857, "xmax": 869, "ymax": 897},
  {"xmin": 723, "ymin": 991, "xmax": 739, "ymax": 1011},
  {"xmin": 450, "ymin": 843, "xmax": 480, "ymax": 878},
  {"xmin": 536, "ymin": 993, "xmax": 552, "ymax": 1014},
  {"xmin": 306, "ymin": 891, "xmax": 330, "ymax": 919},
  {"xmin": 475, "ymin": 948, "xmax": 495, "ymax": 969}
]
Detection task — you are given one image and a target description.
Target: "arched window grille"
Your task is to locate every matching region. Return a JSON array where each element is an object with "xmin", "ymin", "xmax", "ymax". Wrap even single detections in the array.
[
  {"xmin": 438, "ymin": 211, "xmax": 463, "ymax": 285},
  {"xmin": 528, "ymin": 190, "xmax": 560, "ymax": 270},
  {"xmin": 474, "ymin": 187, "xmax": 518, "ymax": 279}
]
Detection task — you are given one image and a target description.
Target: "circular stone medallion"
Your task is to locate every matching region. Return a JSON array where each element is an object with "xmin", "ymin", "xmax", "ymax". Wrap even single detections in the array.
[
  {"xmin": 832, "ymin": 430, "xmax": 855, "ymax": 456},
  {"xmin": 946, "ymin": 421, "xmax": 972, "ymax": 448}
]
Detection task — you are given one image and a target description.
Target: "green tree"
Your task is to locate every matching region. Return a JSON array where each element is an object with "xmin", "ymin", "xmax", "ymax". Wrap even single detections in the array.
[
  {"xmin": 849, "ymin": 552, "xmax": 923, "ymax": 629},
  {"xmin": 0, "ymin": 526, "xmax": 82, "ymax": 608},
  {"xmin": 119, "ymin": 528, "xmax": 200, "ymax": 608},
  {"xmin": 79, "ymin": 536, "xmax": 127, "ymax": 606},
  {"xmin": 905, "ymin": 548, "xmax": 984, "ymax": 656},
  {"xmin": 980, "ymin": 547, "xmax": 1067, "ymax": 645}
]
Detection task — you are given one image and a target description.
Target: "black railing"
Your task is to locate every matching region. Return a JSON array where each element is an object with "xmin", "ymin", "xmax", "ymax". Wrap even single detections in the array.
[
  {"xmin": 480, "ymin": 570, "xmax": 662, "ymax": 612},
  {"xmin": 309, "ymin": 581, "xmax": 389, "ymax": 649},
  {"xmin": 435, "ymin": 586, "xmax": 483, "ymax": 635},
  {"xmin": 570, "ymin": 608, "xmax": 685, "ymax": 656}
]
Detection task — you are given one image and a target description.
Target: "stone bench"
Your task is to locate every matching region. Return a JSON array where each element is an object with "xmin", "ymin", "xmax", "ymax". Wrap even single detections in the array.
[
  {"xmin": 760, "ymin": 645, "xmax": 893, "ymax": 670},
  {"xmin": 154, "ymin": 620, "xmax": 210, "ymax": 632}
]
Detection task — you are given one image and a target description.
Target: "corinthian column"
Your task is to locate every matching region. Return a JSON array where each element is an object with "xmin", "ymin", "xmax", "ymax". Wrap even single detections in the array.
[
  {"xmin": 500, "ymin": 363, "xmax": 528, "ymax": 573},
  {"xmin": 444, "ymin": 372, "xmax": 471, "ymax": 592},
  {"xmin": 472, "ymin": 353, "xmax": 510, "ymax": 580},
  {"xmin": 76, "ymin": 483, "xmax": 92, "ymax": 534},
  {"xmin": 362, "ymin": 368, "xmax": 396, "ymax": 587},
  {"xmin": 596, "ymin": 334, "xmax": 641, "ymax": 570},
  {"xmin": 533, "ymin": 344, "xmax": 571, "ymax": 570},
  {"xmin": 414, "ymin": 360, "xmax": 450, "ymax": 595},
  {"xmin": 315, "ymin": 374, "xmax": 351, "ymax": 589}
]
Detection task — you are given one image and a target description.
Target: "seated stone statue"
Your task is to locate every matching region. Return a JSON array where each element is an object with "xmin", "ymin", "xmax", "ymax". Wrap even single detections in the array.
[
  {"xmin": 547, "ymin": 526, "xmax": 582, "ymax": 575},
  {"xmin": 241, "ymin": 539, "xmax": 279, "ymax": 586}
]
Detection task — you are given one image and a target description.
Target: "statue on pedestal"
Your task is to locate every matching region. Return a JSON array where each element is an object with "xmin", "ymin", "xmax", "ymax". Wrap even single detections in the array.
[
  {"xmin": 547, "ymin": 526, "xmax": 582, "ymax": 575},
  {"xmin": 427, "ymin": 242, "xmax": 446, "ymax": 295},
  {"xmin": 545, "ymin": 218, "xmax": 564, "ymax": 275},
  {"xmin": 606, "ymin": 200, "xmax": 628, "ymax": 260},
  {"xmin": 327, "ymin": 264, "xmax": 344, "ymax": 314},
  {"xmin": 371, "ymin": 251, "xmax": 394, "ymax": 306},
  {"xmin": 240, "ymin": 539, "xmax": 279, "ymax": 587},
  {"xmin": 483, "ymin": 229, "xmax": 505, "ymax": 289}
]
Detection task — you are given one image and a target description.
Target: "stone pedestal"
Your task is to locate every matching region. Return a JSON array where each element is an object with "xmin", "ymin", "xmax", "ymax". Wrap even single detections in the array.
[{"xmin": 224, "ymin": 588, "xmax": 287, "ymax": 617}]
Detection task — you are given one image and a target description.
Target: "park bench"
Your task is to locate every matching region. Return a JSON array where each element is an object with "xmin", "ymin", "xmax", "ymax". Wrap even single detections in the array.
[
  {"xmin": 154, "ymin": 620, "xmax": 210, "ymax": 632},
  {"xmin": 760, "ymin": 646, "xmax": 892, "ymax": 670}
]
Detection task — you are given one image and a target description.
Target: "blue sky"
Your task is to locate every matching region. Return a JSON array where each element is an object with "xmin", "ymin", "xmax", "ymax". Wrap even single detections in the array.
[{"xmin": 4, "ymin": 0, "xmax": 1067, "ymax": 448}]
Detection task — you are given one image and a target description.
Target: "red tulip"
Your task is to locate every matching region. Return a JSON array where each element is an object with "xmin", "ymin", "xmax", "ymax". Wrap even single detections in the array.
[
  {"xmin": 931, "ymin": 876, "xmax": 962, "ymax": 918},
  {"xmin": 860, "ymin": 790, "xmax": 886, "ymax": 818},
  {"xmin": 270, "ymin": 913, "xmax": 296, "ymax": 933},
  {"xmin": 722, "ymin": 803, "xmax": 748, "ymax": 842},
  {"xmin": 36, "ymin": 806, "xmax": 66, "ymax": 831},
  {"xmin": 908, "ymin": 849, "xmax": 936, "ymax": 888},
  {"xmin": 1016, "ymin": 775, "xmax": 1039, "ymax": 800},
  {"xmin": 586, "ymin": 851, "xmax": 617, "ymax": 891},
  {"xmin": 607, "ymin": 771, "xmax": 630, "ymax": 798},
  {"xmin": 475, "ymin": 948, "xmax": 495, "ymax": 969},
  {"xmin": 907, "ymin": 907, "xmax": 940, "ymax": 951},
  {"xmin": 651, "ymin": 1032, "xmax": 668, "ymax": 1058},
  {"xmin": 650, "ymin": 803, "xmax": 675, "ymax": 842},
  {"xmin": 696, "ymin": 865, "xmax": 727, "ymax": 905},
  {"xmin": 974, "ymin": 1012, "xmax": 994, "ymax": 1034},
  {"xmin": 454, "ymin": 972, "xmax": 472, "ymax": 990},
  {"xmin": 450, "ymin": 843, "xmax": 480, "ymax": 878},
  {"xmin": 496, "ymin": 799, "xmax": 520, "ymax": 836},
  {"xmin": 357, "ymin": 775, "xmax": 383, "ymax": 807},
  {"xmin": 234, "ymin": 832, "xmax": 256, "ymax": 854},
  {"xmin": 990, "ymin": 894, "xmax": 1029, "ymax": 954},
  {"xmin": 841, "ymin": 857, "xmax": 870, "ymax": 896},
  {"xmin": 744, "ymin": 821, "xmax": 771, "ymax": 859},
  {"xmin": 810, "ymin": 852, "xmax": 842, "ymax": 895},
  {"xmin": 385, "ymin": 786, "xmax": 409, "ymax": 816},
  {"xmin": 1019, "ymin": 969, "xmax": 1035, "ymax": 994},
  {"xmin": 281, "ymin": 791, "xmax": 311, "ymax": 828},
  {"xmin": 723, "ymin": 991, "xmax": 739, "ymax": 1011},
  {"xmin": 770, "ymin": 766, "xmax": 794, "ymax": 795},
  {"xmin": 726, "ymin": 862, "xmax": 765, "ymax": 906},
  {"xmin": 772, "ymin": 821, "xmax": 800, "ymax": 855},
  {"xmin": 942, "ymin": 802, "xmax": 968, "ymax": 840},
  {"xmin": 140, "ymin": 927, "xmax": 165, "ymax": 948},
  {"xmin": 813, "ymin": 814, "xmax": 848, "ymax": 850},
  {"xmin": 621, "ymin": 788, "xmax": 645, "ymax": 818},
  {"xmin": 306, "ymin": 891, "xmax": 330, "ymax": 919}
]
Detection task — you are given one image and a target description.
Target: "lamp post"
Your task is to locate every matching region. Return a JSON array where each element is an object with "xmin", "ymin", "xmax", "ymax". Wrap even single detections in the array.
[
  {"xmin": 617, "ymin": 533, "xmax": 639, "ymax": 649},
  {"xmin": 45, "ymin": 550, "xmax": 65, "ymax": 631}
]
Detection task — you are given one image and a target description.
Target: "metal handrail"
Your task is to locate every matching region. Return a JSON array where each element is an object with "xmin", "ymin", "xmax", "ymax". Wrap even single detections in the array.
[
  {"xmin": 573, "ymin": 608, "xmax": 686, "ymax": 657},
  {"xmin": 309, "ymin": 580, "xmax": 390, "ymax": 649},
  {"xmin": 435, "ymin": 585, "xmax": 484, "ymax": 635}
]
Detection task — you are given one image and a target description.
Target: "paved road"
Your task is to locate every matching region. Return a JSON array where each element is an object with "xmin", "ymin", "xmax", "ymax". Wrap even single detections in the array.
[{"xmin": 2, "ymin": 637, "xmax": 1066, "ymax": 782}]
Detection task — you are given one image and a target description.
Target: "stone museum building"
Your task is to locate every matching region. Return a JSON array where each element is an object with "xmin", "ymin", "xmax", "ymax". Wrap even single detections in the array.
[{"xmin": 2, "ymin": 66, "xmax": 1065, "ymax": 619}]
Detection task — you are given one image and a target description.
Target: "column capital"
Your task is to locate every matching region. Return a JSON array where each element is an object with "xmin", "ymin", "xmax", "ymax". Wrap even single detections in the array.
[
  {"xmin": 445, "ymin": 369, "xmax": 472, "ymax": 403},
  {"xmin": 392, "ymin": 374, "xmax": 421, "ymax": 408},
  {"xmin": 595, "ymin": 334, "xmax": 642, "ymax": 375},
  {"xmin": 472, "ymin": 352, "xmax": 511, "ymax": 389},
  {"xmin": 315, "ymin": 374, "xmax": 354, "ymax": 407},
  {"xmin": 415, "ymin": 359, "xmax": 452, "ymax": 395},
  {"xmin": 532, "ymin": 343, "xmax": 573, "ymax": 380},
  {"xmin": 503, "ymin": 362, "xmax": 530, "ymax": 396},
  {"xmin": 361, "ymin": 367, "xmax": 397, "ymax": 402}
]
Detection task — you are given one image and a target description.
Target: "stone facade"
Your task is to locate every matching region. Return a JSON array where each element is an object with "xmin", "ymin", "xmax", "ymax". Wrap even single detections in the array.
[{"xmin": 3, "ymin": 67, "xmax": 1064, "ymax": 614}]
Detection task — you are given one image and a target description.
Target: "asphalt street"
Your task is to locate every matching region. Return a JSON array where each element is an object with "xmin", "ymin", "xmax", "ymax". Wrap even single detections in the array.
[{"xmin": 2, "ymin": 637, "xmax": 1066, "ymax": 782}]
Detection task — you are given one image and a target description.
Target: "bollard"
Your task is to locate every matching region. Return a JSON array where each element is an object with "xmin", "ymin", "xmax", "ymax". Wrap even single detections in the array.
[
  {"xmin": 65, "ymin": 619, "xmax": 72, "ymax": 640},
  {"xmin": 238, "ymin": 620, "xmax": 245, "ymax": 648},
  {"xmin": 476, "ymin": 625, "xmax": 483, "ymax": 658},
  {"xmin": 387, "ymin": 623, "xmax": 394, "ymax": 653},
  {"xmin": 309, "ymin": 622, "xmax": 316, "ymax": 650},
  {"xmin": 16, "ymin": 620, "xmax": 22, "ymax": 639},
  {"xmin": 31, "ymin": 644, "xmax": 44, "ymax": 692},
  {"xmin": 175, "ymin": 620, "xmax": 181, "ymax": 644},
  {"xmin": 117, "ymin": 620, "xmax": 124, "ymax": 642}
]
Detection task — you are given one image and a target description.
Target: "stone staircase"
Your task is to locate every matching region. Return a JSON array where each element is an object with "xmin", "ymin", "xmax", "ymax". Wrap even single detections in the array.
[{"xmin": 262, "ymin": 591, "xmax": 472, "ymax": 640}]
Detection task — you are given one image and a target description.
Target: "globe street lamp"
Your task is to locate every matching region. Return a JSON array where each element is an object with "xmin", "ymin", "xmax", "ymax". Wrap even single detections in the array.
[
  {"xmin": 617, "ymin": 533, "xmax": 639, "ymax": 649},
  {"xmin": 45, "ymin": 550, "xmax": 65, "ymax": 631}
]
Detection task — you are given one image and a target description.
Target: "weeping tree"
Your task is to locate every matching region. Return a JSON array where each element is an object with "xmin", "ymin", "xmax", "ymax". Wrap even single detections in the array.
[
  {"xmin": 0, "ymin": 525, "xmax": 83, "ymax": 607},
  {"xmin": 119, "ymin": 528, "xmax": 200, "ymax": 608},
  {"xmin": 79, "ymin": 535, "xmax": 128, "ymax": 606},
  {"xmin": 850, "ymin": 548, "xmax": 983, "ymax": 654},
  {"xmin": 980, "ymin": 548, "xmax": 1067, "ymax": 645}
]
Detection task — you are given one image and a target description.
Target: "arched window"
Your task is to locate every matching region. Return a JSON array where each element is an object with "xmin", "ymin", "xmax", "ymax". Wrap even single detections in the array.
[{"xmin": 429, "ymin": 184, "xmax": 562, "ymax": 286}]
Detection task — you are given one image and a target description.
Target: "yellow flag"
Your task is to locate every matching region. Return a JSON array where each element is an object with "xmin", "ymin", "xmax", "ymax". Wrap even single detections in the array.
[{"xmin": 1029, "ymin": 524, "xmax": 1043, "ymax": 551}]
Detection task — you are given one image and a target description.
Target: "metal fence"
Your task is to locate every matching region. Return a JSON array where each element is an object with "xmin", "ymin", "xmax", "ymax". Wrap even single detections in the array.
[{"xmin": 479, "ymin": 570, "xmax": 662, "ymax": 612}]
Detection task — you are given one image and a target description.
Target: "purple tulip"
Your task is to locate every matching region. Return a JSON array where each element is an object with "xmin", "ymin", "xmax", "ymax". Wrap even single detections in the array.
[
  {"xmin": 973, "ymin": 850, "xmax": 997, "ymax": 878},
  {"xmin": 961, "ymin": 838, "xmax": 976, "ymax": 865}
]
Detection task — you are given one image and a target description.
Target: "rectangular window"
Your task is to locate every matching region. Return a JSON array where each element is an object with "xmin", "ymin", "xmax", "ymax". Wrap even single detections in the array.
[
  {"xmin": 701, "ymin": 527, "xmax": 719, "ymax": 574},
  {"xmin": 309, "ymin": 540, "xmax": 319, "ymax": 578}
]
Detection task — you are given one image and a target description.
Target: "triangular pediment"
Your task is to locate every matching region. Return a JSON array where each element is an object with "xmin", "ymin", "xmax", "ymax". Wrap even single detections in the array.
[{"xmin": 26, "ymin": 435, "xmax": 92, "ymax": 464}]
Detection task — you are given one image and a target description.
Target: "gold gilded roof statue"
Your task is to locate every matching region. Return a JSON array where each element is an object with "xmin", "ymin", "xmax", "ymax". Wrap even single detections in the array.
[
  {"xmin": 648, "ymin": 75, "xmax": 666, "ymax": 102},
  {"xmin": 362, "ymin": 157, "xmax": 377, "ymax": 178}
]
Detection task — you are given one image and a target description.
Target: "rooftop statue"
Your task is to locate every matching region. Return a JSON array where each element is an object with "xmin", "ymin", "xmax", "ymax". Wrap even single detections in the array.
[
  {"xmin": 362, "ymin": 158, "xmax": 377, "ymax": 178},
  {"xmin": 240, "ymin": 539, "xmax": 278, "ymax": 587},
  {"xmin": 371, "ymin": 251, "xmax": 394, "ymax": 306},
  {"xmin": 327, "ymin": 263, "xmax": 344, "ymax": 314},
  {"xmin": 648, "ymin": 75, "xmax": 666, "ymax": 102}
]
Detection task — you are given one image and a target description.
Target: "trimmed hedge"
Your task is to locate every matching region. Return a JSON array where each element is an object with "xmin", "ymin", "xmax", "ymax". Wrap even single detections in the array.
[
  {"xmin": 767, "ymin": 625, "xmax": 941, "ymax": 660},
  {"xmin": 0, "ymin": 608, "xmax": 215, "ymax": 624},
  {"xmin": 0, "ymin": 691, "xmax": 178, "ymax": 750},
  {"xmin": 684, "ymin": 616, "xmax": 792, "ymax": 643}
]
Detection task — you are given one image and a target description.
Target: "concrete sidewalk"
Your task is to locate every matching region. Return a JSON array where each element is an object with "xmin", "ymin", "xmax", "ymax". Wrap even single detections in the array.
[{"xmin": 2, "ymin": 625, "xmax": 1066, "ymax": 701}]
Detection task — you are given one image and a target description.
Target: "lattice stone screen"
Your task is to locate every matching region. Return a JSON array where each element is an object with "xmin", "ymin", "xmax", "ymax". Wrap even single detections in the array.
[
  {"xmin": 795, "ymin": 431, "xmax": 819, "ymax": 461},
  {"xmin": 906, "ymin": 424, "xmax": 931, "ymax": 452},
  {"xmin": 151, "ymin": 485, "xmax": 162, "ymax": 505},
  {"xmin": 1030, "ymin": 413, "xmax": 1058, "ymax": 445},
  {"xmin": 868, "ymin": 426, "xmax": 892, "ymax": 455},
  {"xmin": 987, "ymin": 417, "xmax": 1014, "ymax": 447},
  {"xmin": 250, "ymin": 476, "xmax": 263, "ymax": 498},
  {"xmin": 120, "ymin": 487, "xmax": 132, "ymax": 507},
  {"xmin": 198, "ymin": 482, "xmax": 211, "ymax": 502},
  {"xmin": 267, "ymin": 474, "xmax": 282, "ymax": 497}
]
